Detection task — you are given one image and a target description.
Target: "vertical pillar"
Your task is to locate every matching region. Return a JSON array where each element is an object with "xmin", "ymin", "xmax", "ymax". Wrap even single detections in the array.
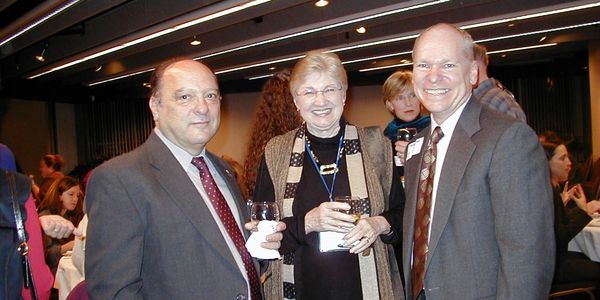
[{"xmin": 589, "ymin": 40, "xmax": 600, "ymax": 161}]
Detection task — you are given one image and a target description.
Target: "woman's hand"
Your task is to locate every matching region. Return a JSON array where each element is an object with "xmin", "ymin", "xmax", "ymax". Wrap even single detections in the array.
[
  {"xmin": 394, "ymin": 140, "xmax": 410, "ymax": 163},
  {"xmin": 305, "ymin": 202, "xmax": 356, "ymax": 234},
  {"xmin": 586, "ymin": 200, "xmax": 600, "ymax": 215},
  {"xmin": 568, "ymin": 184, "xmax": 588, "ymax": 212},
  {"xmin": 343, "ymin": 216, "xmax": 391, "ymax": 254},
  {"xmin": 560, "ymin": 181, "xmax": 571, "ymax": 205}
]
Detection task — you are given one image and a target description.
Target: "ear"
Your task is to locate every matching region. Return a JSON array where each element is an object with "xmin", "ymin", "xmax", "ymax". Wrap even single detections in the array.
[
  {"xmin": 149, "ymin": 95, "xmax": 160, "ymax": 121},
  {"xmin": 293, "ymin": 97, "xmax": 300, "ymax": 111},
  {"xmin": 385, "ymin": 101, "xmax": 394, "ymax": 112},
  {"xmin": 469, "ymin": 61, "xmax": 478, "ymax": 85}
]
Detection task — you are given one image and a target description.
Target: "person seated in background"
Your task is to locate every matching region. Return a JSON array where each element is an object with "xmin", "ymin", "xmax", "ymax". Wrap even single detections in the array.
[
  {"xmin": 38, "ymin": 176, "xmax": 84, "ymax": 274},
  {"xmin": 543, "ymin": 138, "xmax": 600, "ymax": 286},
  {"xmin": 473, "ymin": 43, "xmax": 527, "ymax": 122},
  {"xmin": 243, "ymin": 69, "xmax": 302, "ymax": 198},
  {"xmin": 381, "ymin": 70, "xmax": 430, "ymax": 176},
  {"xmin": 32, "ymin": 154, "xmax": 65, "ymax": 203}
]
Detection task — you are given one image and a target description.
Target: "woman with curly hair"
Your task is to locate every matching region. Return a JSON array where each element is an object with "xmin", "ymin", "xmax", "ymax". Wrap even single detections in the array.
[
  {"xmin": 243, "ymin": 69, "xmax": 302, "ymax": 197},
  {"xmin": 38, "ymin": 176, "xmax": 84, "ymax": 274}
]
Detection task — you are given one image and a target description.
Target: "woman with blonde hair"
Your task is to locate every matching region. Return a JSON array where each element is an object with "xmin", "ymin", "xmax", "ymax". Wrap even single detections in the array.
[{"xmin": 255, "ymin": 50, "xmax": 403, "ymax": 300}]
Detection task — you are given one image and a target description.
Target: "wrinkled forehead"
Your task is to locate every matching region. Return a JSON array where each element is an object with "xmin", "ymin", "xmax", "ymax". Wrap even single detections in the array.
[{"xmin": 160, "ymin": 61, "xmax": 218, "ymax": 90}]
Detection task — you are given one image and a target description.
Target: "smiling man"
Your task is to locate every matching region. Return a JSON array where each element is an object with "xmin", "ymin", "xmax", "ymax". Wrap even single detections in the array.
[
  {"xmin": 85, "ymin": 58, "xmax": 285, "ymax": 300},
  {"xmin": 402, "ymin": 23, "xmax": 555, "ymax": 300}
]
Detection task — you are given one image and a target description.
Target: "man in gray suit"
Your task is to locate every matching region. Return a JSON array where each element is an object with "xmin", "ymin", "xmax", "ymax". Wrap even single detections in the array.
[
  {"xmin": 402, "ymin": 23, "xmax": 555, "ymax": 299},
  {"xmin": 85, "ymin": 58, "xmax": 285, "ymax": 299}
]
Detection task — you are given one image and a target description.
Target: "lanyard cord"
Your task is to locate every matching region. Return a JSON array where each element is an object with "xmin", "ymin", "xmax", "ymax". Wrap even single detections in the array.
[{"xmin": 305, "ymin": 135, "xmax": 344, "ymax": 201}]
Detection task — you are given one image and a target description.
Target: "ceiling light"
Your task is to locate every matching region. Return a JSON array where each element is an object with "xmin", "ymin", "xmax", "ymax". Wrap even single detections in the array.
[
  {"xmin": 486, "ymin": 43, "xmax": 557, "ymax": 55},
  {"xmin": 248, "ymin": 74, "xmax": 275, "ymax": 80},
  {"xmin": 359, "ymin": 62, "xmax": 413, "ymax": 72},
  {"xmin": 315, "ymin": 0, "xmax": 329, "ymax": 7},
  {"xmin": 0, "ymin": 0, "xmax": 82, "ymax": 47},
  {"xmin": 539, "ymin": 36, "xmax": 547, "ymax": 42},
  {"xmin": 360, "ymin": 43, "xmax": 558, "ymax": 72},
  {"xmin": 196, "ymin": 0, "xmax": 446, "ymax": 61},
  {"xmin": 356, "ymin": 26, "xmax": 367, "ymax": 34},
  {"xmin": 28, "ymin": 0, "xmax": 271, "ymax": 79},
  {"xmin": 84, "ymin": 1, "xmax": 598, "ymax": 86},
  {"xmin": 142, "ymin": 82, "xmax": 151, "ymax": 88},
  {"xmin": 35, "ymin": 42, "xmax": 48, "ymax": 62},
  {"xmin": 508, "ymin": 23, "xmax": 515, "ymax": 27},
  {"xmin": 268, "ymin": 66, "xmax": 276, "ymax": 70},
  {"xmin": 94, "ymin": 65, "xmax": 103, "ymax": 72},
  {"xmin": 190, "ymin": 36, "xmax": 202, "ymax": 46}
]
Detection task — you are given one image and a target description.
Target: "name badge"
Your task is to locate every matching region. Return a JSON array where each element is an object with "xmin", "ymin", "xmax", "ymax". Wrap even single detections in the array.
[{"xmin": 406, "ymin": 137, "xmax": 424, "ymax": 161}]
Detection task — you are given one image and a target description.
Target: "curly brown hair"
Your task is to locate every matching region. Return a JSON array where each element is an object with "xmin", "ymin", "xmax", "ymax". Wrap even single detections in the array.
[{"xmin": 243, "ymin": 69, "xmax": 302, "ymax": 197}]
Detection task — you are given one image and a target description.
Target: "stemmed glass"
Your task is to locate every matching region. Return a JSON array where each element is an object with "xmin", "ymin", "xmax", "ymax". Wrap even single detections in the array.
[{"xmin": 250, "ymin": 201, "xmax": 280, "ymax": 234}]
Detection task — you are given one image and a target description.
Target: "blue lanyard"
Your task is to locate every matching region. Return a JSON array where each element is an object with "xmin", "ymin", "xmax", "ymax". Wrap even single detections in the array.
[{"xmin": 305, "ymin": 135, "xmax": 344, "ymax": 202}]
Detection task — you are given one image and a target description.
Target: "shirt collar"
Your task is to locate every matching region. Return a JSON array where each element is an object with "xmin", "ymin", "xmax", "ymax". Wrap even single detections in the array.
[
  {"xmin": 154, "ymin": 128, "xmax": 206, "ymax": 170},
  {"xmin": 430, "ymin": 97, "xmax": 470, "ymax": 137}
]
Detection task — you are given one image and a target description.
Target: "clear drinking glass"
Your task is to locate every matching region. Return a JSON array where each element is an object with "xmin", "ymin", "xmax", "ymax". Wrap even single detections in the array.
[{"xmin": 251, "ymin": 201, "xmax": 280, "ymax": 222}]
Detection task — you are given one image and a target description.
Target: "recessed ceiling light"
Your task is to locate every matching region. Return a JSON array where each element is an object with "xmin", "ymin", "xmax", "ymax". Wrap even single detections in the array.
[
  {"xmin": 508, "ymin": 23, "xmax": 515, "ymax": 27},
  {"xmin": 142, "ymin": 82, "xmax": 151, "ymax": 88},
  {"xmin": 539, "ymin": 36, "xmax": 547, "ymax": 42},
  {"xmin": 94, "ymin": 65, "xmax": 103, "ymax": 72},
  {"xmin": 501, "ymin": 54, "xmax": 507, "ymax": 57},
  {"xmin": 35, "ymin": 43, "xmax": 48, "ymax": 62},
  {"xmin": 190, "ymin": 36, "xmax": 201, "ymax": 46},
  {"xmin": 356, "ymin": 26, "xmax": 366, "ymax": 34},
  {"xmin": 315, "ymin": 0, "xmax": 329, "ymax": 8},
  {"xmin": 268, "ymin": 66, "xmax": 276, "ymax": 70}
]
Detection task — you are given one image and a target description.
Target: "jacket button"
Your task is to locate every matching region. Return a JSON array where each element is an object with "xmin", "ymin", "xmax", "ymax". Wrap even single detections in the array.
[{"xmin": 236, "ymin": 294, "xmax": 246, "ymax": 300}]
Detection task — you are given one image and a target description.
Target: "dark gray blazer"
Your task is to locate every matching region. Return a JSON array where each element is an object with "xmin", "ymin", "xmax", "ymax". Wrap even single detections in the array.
[
  {"xmin": 85, "ymin": 132, "xmax": 255, "ymax": 300},
  {"xmin": 402, "ymin": 97, "xmax": 555, "ymax": 299}
]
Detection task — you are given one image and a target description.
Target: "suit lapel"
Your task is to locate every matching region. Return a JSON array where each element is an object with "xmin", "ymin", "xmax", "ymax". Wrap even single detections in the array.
[
  {"xmin": 144, "ymin": 133, "xmax": 240, "ymax": 271},
  {"xmin": 424, "ymin": 98, "xmax": 481, "ymax": 272}
]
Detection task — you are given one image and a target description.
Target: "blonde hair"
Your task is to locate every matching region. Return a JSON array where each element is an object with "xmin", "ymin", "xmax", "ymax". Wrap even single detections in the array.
[
  {"xmin": 290, "ymin": 50, "xmax": 347, "ymax": 94},
  {"xmin": 382, "ymin": 70, "xmax": 413, "ymax": 103}
]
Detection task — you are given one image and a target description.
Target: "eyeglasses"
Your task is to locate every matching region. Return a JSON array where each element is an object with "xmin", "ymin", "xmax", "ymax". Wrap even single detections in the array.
[
  {"xmin": 296, "ymin": 85, "xmax": 342, "ymax": 100},
  {"xmin": 173, "ymin": 90, "xmax": 221, "ymax": 106}
]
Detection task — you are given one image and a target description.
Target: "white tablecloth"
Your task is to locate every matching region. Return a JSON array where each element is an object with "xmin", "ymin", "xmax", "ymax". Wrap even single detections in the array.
[
  {"xmin": 53, "ymin": 256, "xmax": 84, "ymax": 300},
  {"xmin": 568, "ymin": 221, "xmax": 600, "ymax": 262}
]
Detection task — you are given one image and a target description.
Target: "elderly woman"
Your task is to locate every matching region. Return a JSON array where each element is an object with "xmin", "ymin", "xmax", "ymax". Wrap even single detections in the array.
[
  {"xmin": 382, "ymin": 70, "xmax": 430, "ymax": 175},
  {"xmin": 543, "ymin": 139, "xmax": 600, "ymax": 286},
  {"xmin": 254, "ymin": 50, "xmax": 404, "ymax": 300}
]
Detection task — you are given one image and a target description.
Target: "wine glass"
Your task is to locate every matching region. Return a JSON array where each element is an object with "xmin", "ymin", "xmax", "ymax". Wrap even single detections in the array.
[{"xmin": 250, "ymin": 201, "xmax": 280, "ymax": 222}]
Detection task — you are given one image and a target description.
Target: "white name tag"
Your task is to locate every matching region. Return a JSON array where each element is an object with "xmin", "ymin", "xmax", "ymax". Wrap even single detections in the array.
[{"xmin": 406, "ymin": 137, "xmax": 424, "ymax": 161}]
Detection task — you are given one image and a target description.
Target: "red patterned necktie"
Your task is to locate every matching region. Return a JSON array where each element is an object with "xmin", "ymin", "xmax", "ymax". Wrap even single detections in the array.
[
  {"xmin": 411, "ymin": 126, "xmax": 444, "ymax": 299},
  {"xmin": 192, "ymin": 156, "xmax": 260, "ymax": 300}
]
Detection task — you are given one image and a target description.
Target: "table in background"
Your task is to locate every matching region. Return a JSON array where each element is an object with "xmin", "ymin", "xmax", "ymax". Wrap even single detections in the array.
[
  {"xmin": 568, "ymin": 223, "xmax": 600, "ymax": 262},
  {"xmin": 54, "ymin": 255, "xmax": 84, "ymax": 300}
]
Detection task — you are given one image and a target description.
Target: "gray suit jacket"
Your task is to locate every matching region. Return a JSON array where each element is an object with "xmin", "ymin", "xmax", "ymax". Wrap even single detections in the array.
[
  {"xmin": 402, "ymin": 97, "xmax": 555, "ymax": 299},
  {"xmin": 86, "ymin": 132, "xmax": 255, "ymax": 299}
]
